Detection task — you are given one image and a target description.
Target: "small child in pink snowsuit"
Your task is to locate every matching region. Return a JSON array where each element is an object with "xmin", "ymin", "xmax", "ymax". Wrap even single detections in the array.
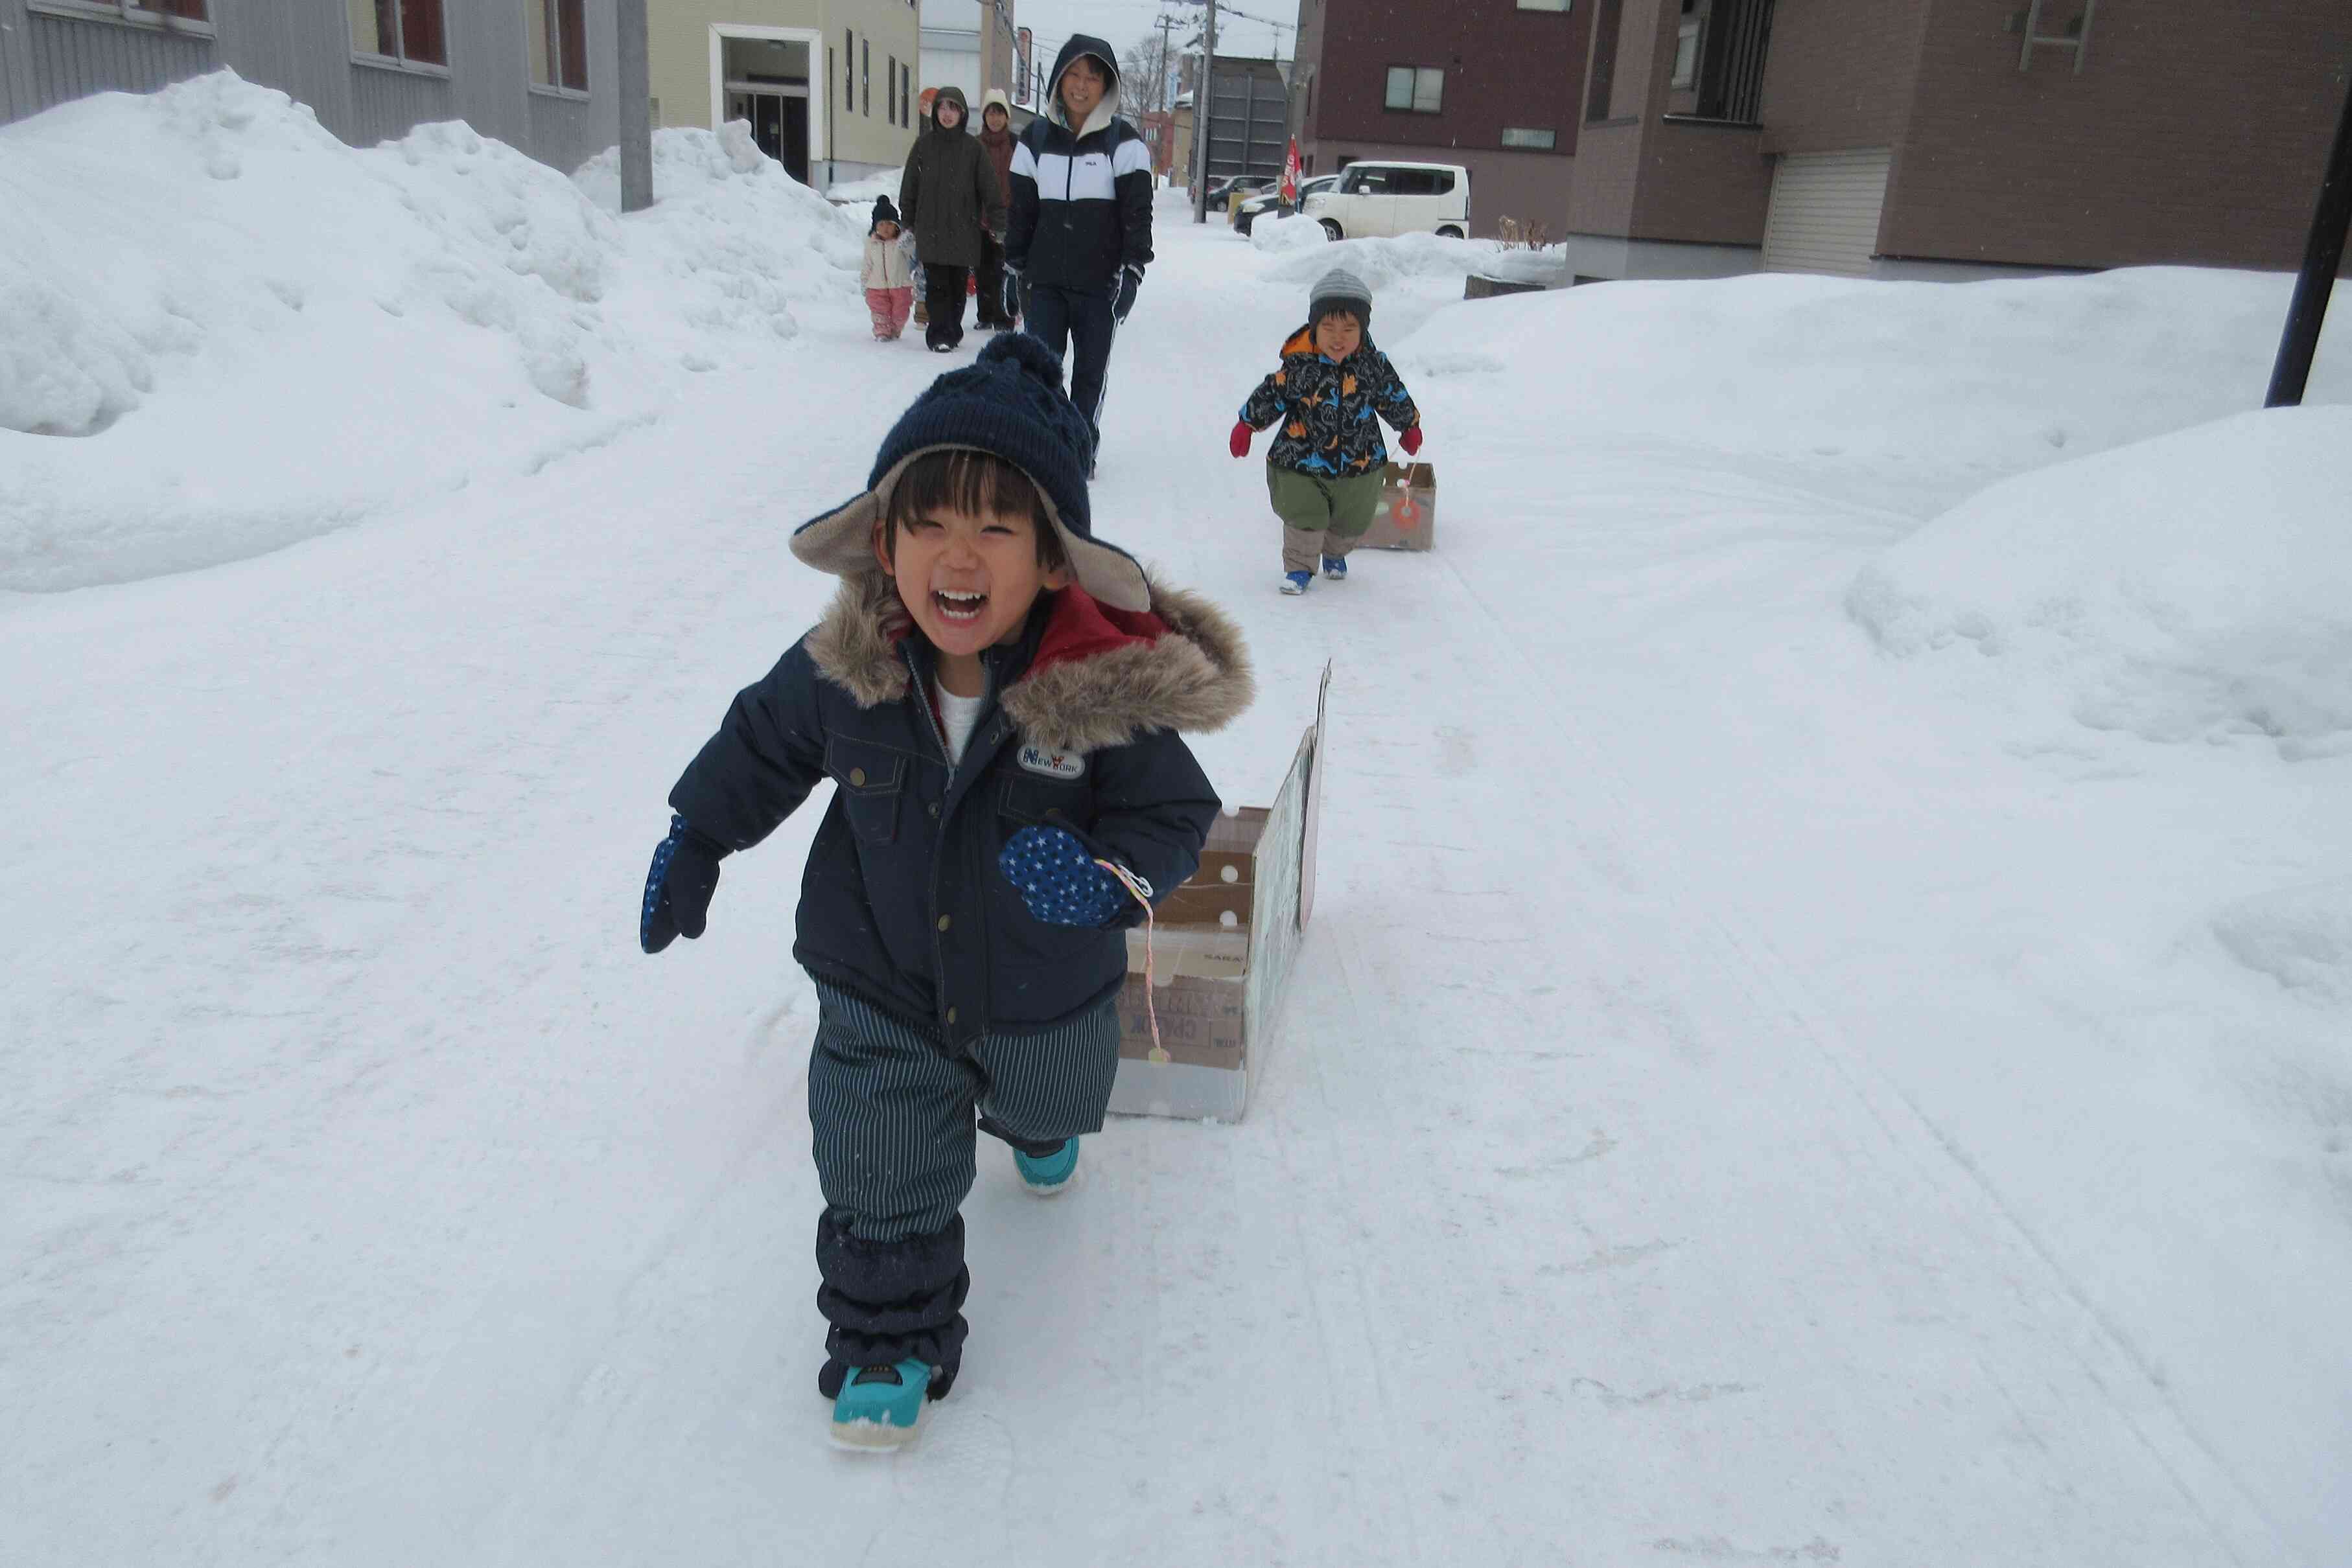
[{"xmin": 863, "ymin": 196, "xmax": 916, "ymax": 342}]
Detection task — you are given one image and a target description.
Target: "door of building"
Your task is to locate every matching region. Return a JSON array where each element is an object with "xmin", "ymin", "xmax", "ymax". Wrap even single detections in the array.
[
  {"xmin": 1762, "ymin": 148, "xmax": 1891, "ymax": 276},
  {"xmin": 726, "ymin": 88, "xmax": 811, "ymax": 183}
]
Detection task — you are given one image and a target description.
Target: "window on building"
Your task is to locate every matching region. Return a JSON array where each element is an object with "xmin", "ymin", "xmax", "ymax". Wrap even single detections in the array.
[
  {"xmin": 351, "ymin": 0, "xmax": 447, "ymax": 68},
  {"xmin": 1675, "ymin": 0, "xmax": 1774, "ymax": 122},
  {"xmin": 1586, "ymin": 0, "xmax": 1625, "ymax": 119},
  {"xmin": 1501, "ymin": 126, "xmax": 1557, "ymax": 149},
  {"xmin": 528, "ymin": 0, "xmax": 588, "ymax": 93},
  {"xmin": 1673, "ymin": 1, "xmax": 1703, "ymax": 88},
  {"xmin": 901, "ymin": 64, "xmax": 911, "ymax": 126},
  {"xmin": 95, "ymin": 0, "xmax": 212, "ymax": 19},
  {"xmin": 1382, "ymin": 66, "xmax": 1443, "ymax": 115},
  {"xmin": 887, "ymin": 55, "xmax": 898, "ymax": 124},
  {"xmin": 844, "ymin": 30, "xmax": 854, "ymax": 111},
  {"xmin": 1516, "ymin": 0, "xmax": 1570, "ymax": 10},
  {"xmin": 863, "ymin": 40, "xmax": 871, "ymax": 117}
]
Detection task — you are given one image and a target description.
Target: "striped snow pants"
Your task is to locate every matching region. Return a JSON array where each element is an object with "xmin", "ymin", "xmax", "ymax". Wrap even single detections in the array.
[{"xmin": 808, "ymin": 982, "xmax": 1121, "ymax": 1394}]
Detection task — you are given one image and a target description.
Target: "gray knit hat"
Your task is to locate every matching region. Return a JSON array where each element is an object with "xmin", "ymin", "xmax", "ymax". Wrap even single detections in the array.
[{"xmin": 1308, "ymin": 266, "xmax": 1373, "ymax": 329}]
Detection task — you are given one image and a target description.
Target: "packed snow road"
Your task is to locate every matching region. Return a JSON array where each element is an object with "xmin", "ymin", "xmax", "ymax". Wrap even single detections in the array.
[{"xmin": 5, "ymin": 157, "xmax": 2346, "ymax": 1565}]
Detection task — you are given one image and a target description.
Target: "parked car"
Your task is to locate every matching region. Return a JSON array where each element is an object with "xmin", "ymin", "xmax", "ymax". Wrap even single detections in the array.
[
  {"xmin": 1234, "ymin": 174, "xmax": 1339, "ymax": 236},
  {"xmin": 1301, "ymin": 161, "xmax": 1472, "ymax": 240},
  {"xmin": 1206, "ymin": 174, "xmax": 1278, "ymax": 211}
]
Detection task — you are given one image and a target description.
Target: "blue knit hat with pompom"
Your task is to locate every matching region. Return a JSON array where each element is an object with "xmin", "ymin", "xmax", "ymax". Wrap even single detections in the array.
[{"xmin": 791, "ymin": 334, "xmax": 1148, "ymax": 610}]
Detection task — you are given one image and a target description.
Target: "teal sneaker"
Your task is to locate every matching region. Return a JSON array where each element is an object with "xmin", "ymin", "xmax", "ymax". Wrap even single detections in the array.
[
  {"xmin": 1012, "ymin": 1137, "xmax": 1080, "ymax": 1197},
  {"xmin": 829, "ymin": 1359, "xmax": 932, "ymax": 1451}
]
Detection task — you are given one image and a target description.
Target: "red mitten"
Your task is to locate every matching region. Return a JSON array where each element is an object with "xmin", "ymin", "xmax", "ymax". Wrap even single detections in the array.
[
  {"xmin": 1229, "ymin": 421, "xmax": 1253, "ymax": 459},
  {"xmin": 1399, "ymin": 426, "xmax": 1424, "ymax": 457}
]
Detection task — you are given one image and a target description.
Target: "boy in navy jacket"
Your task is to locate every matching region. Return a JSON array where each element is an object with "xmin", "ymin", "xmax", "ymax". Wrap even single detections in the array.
[{"xmin": 640, "ymin": 334, "xmax": 1253, "ymax": 1449}]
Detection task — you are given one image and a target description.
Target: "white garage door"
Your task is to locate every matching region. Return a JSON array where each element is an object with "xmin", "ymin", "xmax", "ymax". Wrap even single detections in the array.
[{"xmin": 1762, "ymin": 149, "xmax": 1892, "ymax": 277}]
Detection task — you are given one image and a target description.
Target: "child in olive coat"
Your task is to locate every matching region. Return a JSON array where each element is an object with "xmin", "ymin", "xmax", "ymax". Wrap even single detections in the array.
[{"xmin": 1229, "ymin": 267, "xmax": 1425, "ymax": 594}]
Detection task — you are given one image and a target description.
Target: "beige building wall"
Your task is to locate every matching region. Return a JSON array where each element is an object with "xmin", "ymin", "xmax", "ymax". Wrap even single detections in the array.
[{"xmin": 649, "ymin": 0, "xmax": 918, "ymax": 185}]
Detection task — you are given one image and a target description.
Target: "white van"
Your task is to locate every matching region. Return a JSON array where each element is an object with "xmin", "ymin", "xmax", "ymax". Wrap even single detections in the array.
[{"xmin": 1301, "ymin": 161, "xmax": 1473, "ymax": 240}]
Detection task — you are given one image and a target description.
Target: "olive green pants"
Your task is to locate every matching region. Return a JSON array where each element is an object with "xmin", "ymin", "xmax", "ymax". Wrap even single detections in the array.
[{"xmin": 1268, "ymin": 466, "xmax": 1386, "ymax": 574}]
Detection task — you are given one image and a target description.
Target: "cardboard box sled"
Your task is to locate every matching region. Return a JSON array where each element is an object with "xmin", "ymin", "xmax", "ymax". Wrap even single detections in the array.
[
  {"xmin": 1356, "ymin": 461, "xmax": 1436, "ymax": 552},
  {"xmin": 1108, "ymin": 665, "xmax": 1331, "ymax": 1122}
]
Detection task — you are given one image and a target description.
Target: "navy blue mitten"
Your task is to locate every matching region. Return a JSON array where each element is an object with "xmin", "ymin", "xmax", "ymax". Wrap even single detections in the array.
[
  {"xmin": 640, "ymin": 815, "xmax": 728, "ymax": 954},
  {"xmin": 999, "ymin": 825, "xmax": 1129, "ymax": 928}
]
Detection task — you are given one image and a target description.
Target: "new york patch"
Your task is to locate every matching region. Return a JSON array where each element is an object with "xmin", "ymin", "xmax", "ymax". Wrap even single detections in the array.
[{"xmin": 1016, "ymin": 743, "xmax": 1087, "ymax": 781}]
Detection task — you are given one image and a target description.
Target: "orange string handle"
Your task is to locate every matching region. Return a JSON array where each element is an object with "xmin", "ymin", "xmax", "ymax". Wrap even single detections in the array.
[{"xmin": 1094, "ymin": 859, "xmax": 1164, "ymax": 1064}]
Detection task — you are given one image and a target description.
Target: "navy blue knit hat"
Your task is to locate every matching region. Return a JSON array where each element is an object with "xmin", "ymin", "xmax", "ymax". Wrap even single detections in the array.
[
  {"xmin": 790, "ymin": 333, "xmax": 1151, "ymax": 610},
  {"xmin": 870, "ymin": 194, "xmax": 899, "ymax": 229}
]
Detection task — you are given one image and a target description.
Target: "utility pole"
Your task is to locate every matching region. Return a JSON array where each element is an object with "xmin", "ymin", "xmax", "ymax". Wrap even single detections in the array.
[
  {"xmin": 1190, "ymin": 0, "xmax": 1218, "ymax": 223},
  {"xmin": 2266, "ymin": 65, "xmax": 2352, "ymax": 408},
  {"xmin": 616, "ymin": 0, "xmax": 651, "ymax": 212},
  {"xmin": 1156, "ymin": 14, "xmax": 1179, "ymax": 113}
]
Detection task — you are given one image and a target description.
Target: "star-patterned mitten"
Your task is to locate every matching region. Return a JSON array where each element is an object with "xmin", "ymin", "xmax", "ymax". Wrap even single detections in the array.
[
  {"xmin": 999, "ymin": 825, "xmax": 1127, "ymax": 928},
  {"xmin": 640, "ymin": 815, "xmax": 727, "ymax": 954}
]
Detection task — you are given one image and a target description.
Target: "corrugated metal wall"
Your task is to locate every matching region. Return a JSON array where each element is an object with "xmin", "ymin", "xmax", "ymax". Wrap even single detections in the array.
[
  {"xmin": 1761, "ymin": 147, "xmax": 1891, "ymax": 274},
  {"xmin": 348, "ymin": 55, "xmax": 453, "ymax": 144},
  {"xmin": 0, "ymin": 0, "xmax": 619, "ymax": 172},
  {"xmin": 8, "ymin": 7, "xmax": 217, "ymax": 115}
]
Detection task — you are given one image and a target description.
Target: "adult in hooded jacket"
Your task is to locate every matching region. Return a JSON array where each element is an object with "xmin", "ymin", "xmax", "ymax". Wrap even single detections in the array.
[
  {"xmin": 976, "ymin": 89, "xmax": 1019, "ymax": 330},
  {"xmin": 900, "ymin": 86, "xmax": 1004, "ymax": 352},
  {"xmin": 1006, "ymin": 36, "xmax": 1153, "ymax": 465}
]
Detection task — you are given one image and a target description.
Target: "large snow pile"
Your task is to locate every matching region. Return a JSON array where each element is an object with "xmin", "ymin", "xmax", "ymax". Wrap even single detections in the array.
[
  {"xmin": 574, "ymin": 121, "xmax": 865, "ymax": 369},
  {"xmin": 1259, "ymin": 230, "xmax": 1504, "ymax": 294},
  {"xmin": 2212, "ymin": 877, "xmax": 2352, "ymax": 1007},
  {"xmin": 1248, "ymin": 213, "xmax": 1328, "ymax": 255},
  {"xmin": 822, "ymin": 172, "xmax": 901, "ymax": 210},
  {"xmin": 0, "ymin": 73, "xmax": 860, "ymax": 593},
  {"xmin": 1846, "ymin": 407, "xmax": 2352, "ymax": 759},
  {"xmin": 1391, "ymin": 266, "xmax": 2349, "ymax": 496}
]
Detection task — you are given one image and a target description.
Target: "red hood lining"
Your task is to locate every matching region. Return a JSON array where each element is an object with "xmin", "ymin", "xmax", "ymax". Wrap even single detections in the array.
[{"xmin": 886, "ymin": 584, "xmax": 1167, "ymax": 681}]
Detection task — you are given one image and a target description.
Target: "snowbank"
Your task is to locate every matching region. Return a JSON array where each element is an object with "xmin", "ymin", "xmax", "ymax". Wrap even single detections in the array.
[
  {"xmin": 1390, "ymin": 266, "xmax": 2348, "ymax": 491},
  {"xmin": 0, "ymin": 74, "xmax": 861, "ymax": 593},
  {"xmin": 1259, "ymin": 231, "xmax": 1502, "ymax": 294},
  {"xmin": 1248, "ymin": 214, "xmax": 1328, "ymax": 255},
  {"xmin": 2212, "ymin": 877, "xmax": 2352, "ymax": 1006},
  {"xmin": 823, "ymin": 172, "xmax": 902, "ymax": 210},
  {"xmin": 1846, "ymin": 407, "xmax": 2352, "ymax": 757},
  {"xmin": 574, "ymin": 121, "xmax": 865, "ymax": 366}
]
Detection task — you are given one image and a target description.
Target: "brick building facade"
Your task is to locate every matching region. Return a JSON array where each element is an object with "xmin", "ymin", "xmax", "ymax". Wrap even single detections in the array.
[
  {"xmin": 1557, "ymin": 0, "xmax": 2351, "ymax": 280},
  {"xmin": 1294, "ymin": 0, "xmax": 1592, "ymax": 239}
]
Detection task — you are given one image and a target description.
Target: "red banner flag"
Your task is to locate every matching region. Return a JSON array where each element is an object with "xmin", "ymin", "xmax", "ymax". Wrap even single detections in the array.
[{"xmin": 1281, "ymin": 138, "xmax": 1301, "ymax": 203}]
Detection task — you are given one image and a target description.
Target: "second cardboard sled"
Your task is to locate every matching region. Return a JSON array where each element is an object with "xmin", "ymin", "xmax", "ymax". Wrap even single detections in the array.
[
  {"xmin": 1356, "ymin": 460, "xmax": 1436, "ymax": 552},
  {"xmin": 1108, "ymin": 666, "xmax": 1331, "ymax": 1123}
]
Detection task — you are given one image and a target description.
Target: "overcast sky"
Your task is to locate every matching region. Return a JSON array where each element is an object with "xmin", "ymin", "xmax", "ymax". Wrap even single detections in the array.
[{"xmin": 1003, "ymin": 0, "xmax": 1294, "ymax": 90}]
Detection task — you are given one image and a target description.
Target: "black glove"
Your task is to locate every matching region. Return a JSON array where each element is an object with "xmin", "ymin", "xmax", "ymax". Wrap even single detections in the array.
[
  {"xmin": 640, "ymin": 814, "xmax": 728, "ymax": 954},
  {"xmin": 1113, "ymin": 264, "xmax": 1142, "ymax": 325}
]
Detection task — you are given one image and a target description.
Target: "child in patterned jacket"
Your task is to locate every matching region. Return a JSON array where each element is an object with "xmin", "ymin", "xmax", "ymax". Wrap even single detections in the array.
[{"xmin": 1228, "ymin": 266, "xmax": 1425, "ymax": 595}]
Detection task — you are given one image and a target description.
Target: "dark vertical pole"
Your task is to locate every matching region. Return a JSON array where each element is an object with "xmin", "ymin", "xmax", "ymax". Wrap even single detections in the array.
[
  {"xmin": 2266, "ymin": 67, "xmax": 2352, "ymax": 408},
  {"xmin": 617, "ymin": 0, "xmax": 653, "ymax": 212},
  {"xmin": 1193, "ymin": 0, "xmax": 1218, "ymax": 223}
]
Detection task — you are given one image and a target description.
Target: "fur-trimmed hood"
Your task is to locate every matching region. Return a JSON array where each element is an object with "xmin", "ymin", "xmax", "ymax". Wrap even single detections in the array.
[{"xmin": 804, "ymin": 572, "xmax": 1254, "ymax": 755}]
